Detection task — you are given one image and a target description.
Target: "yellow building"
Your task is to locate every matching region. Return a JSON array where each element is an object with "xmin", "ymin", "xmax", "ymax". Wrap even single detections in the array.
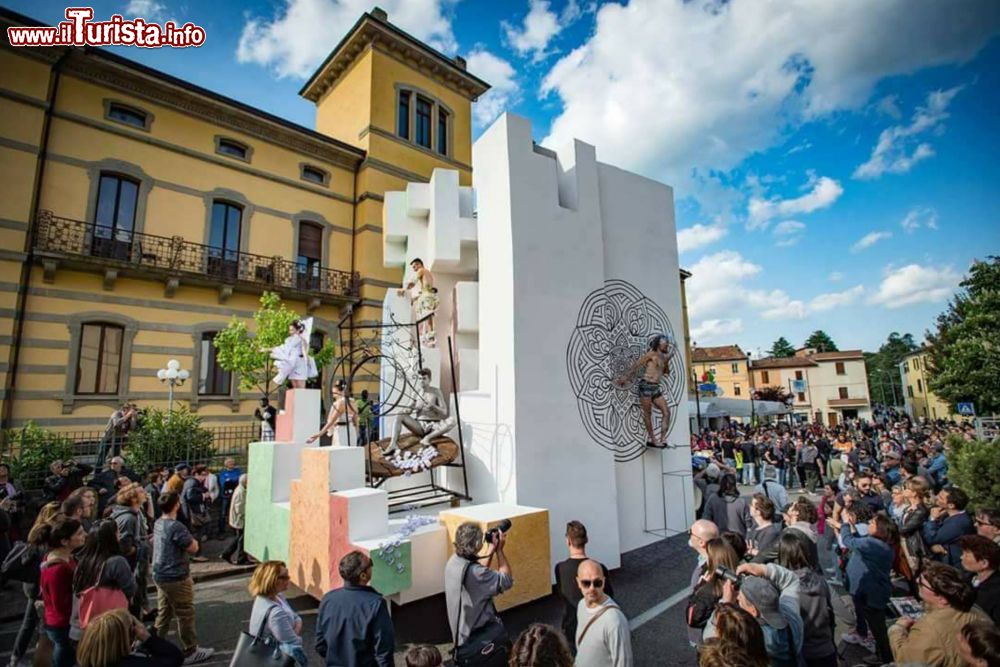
[
  {"xmin": 690, "ymin": 344, "xmax": 750, "ymax": 399},
  {"xmin": 899, "ymin": 348, "xmax": 956, "ymax": 420},
  {"xmin": 0, "ymin": 7, "xmax": 488, "ymax": 431}
]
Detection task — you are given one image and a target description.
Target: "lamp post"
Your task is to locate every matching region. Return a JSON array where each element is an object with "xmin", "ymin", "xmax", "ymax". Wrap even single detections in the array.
[
  {"xmin": 156, "ymin": 359, "xmax": 190, "ymax": 413},
  {"xmin": 692, "ymin": 368, "xmax": 702, "ymax": 433},
  {"xmin": 747, "ymin": 351, "xmax": 756, "ymax": 426}
]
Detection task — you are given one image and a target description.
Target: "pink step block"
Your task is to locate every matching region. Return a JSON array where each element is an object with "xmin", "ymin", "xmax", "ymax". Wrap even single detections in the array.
[{"xmin": 275, "ymin": 389, "xmax": 321, "ymax": 443}]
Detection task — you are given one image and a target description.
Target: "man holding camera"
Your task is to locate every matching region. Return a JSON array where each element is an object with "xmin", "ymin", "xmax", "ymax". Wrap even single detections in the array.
[{"xmin": 445, "ymin": 522, "xmax": 513, "ymax": 666}]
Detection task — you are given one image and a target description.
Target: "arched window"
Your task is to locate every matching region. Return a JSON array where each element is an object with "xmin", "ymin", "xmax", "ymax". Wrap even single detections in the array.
[
  {"xmin": 396, "ymin": 87, "xmax": 453, "ymax": 157},
  {"xmin": 92, "ymin": 173, "xmax": 139, "ymax": 260},
  {"xmin": 75, "ymin": 322, "xmax": 124, "ymax": 394},
  {"xmin": 199, "ymin": 331, "xmax": 231, "ymax": 396}
]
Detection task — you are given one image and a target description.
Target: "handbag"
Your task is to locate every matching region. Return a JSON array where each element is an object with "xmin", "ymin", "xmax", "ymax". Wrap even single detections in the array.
[
  {"xmin": 1, "ymin": 541, "xmax": 40, "ymax": 583},
  {"xmin": 79, "ymin": 560, "xmax": 129, "ymax": 628},
  {"xmin": 451, "ymin": 561, "xmax": 510, "ymax": 667},
  {"xmin": 229, "ymin": 604, "xmax": 296, "ymax": 667}
]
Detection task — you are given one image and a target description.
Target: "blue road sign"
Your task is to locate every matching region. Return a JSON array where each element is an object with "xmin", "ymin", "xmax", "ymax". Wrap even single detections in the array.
[{"xmin": 957, "ymin": 402, "xmax": 975, "ymax": 416}]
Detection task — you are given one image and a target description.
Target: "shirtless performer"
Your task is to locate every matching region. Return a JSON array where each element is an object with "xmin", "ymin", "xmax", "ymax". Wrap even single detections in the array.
[
  {"xmin": 615, "ymin": 334, "xmax": 674, "ymax": 448},
  {"xmin": 307, "ymin": 380, "xmax": 359, "ymax": 446},
  {"xmin": 385, "ymin": 368, "xmax": 456, "ymax": 455},
  {"xmin": 397, "ymin": 258, "xmax": 439, "ymax": 347}
]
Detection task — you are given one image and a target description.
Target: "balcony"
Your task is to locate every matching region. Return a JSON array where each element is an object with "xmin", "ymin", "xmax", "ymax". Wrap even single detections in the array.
[{"xmin": 33, "ymin": 210, "xmax": 359, "ymax": 306}]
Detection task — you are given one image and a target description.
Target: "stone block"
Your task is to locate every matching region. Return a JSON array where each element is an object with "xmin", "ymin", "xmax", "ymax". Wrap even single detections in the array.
[
  {"xmin": 275, "ymin": 389, "xmax": 321, "ymax": 444},
  {"xmin": 336, "ymin": 488, "xmax": 389, "ymax": 542}
]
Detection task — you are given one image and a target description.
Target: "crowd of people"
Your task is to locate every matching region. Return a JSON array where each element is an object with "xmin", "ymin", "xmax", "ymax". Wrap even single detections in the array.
[
  {"xmin": 686, "ymin": 411, "xmax": 1000, "ymax": 666},
  {"xmin": 1, "ymin": 453, "xmax": 246, "ymax": 666}
]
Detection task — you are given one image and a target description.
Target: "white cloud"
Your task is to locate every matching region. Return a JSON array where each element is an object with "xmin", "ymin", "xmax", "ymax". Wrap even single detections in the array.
[
  {"xmin": 236, "ymin": 0, "xmax": 458, "ymax": 79},
  {"xmin": 869, "ymin": 263, "xmax": 961, "ymax": 308},
  {"xmin": 465, "ymin": 50, "xmax": 519, "ymax": 128},
  {"xmin": 851, "ymin": 230, "xmax": 893, "ymax": 253},
  {"xmin": 677, "ymin": 223, "xmax": 727, "ymax": 253},
  {"xmin": 125, "ymin": 0, "xmax": 169, "ymax": 22},
  {"xmin": 540, "ymin": 0, "xmax": 997, "ymax": 202},
  {"xmin": 772, "ymin": 220, "xmax": 805, "ymax": 247},
  {"xmin": 900, "ymin": 206, "xmax": 939, "ymax": 233},
  {"xmin": 854, "ymin": 86, "xmax": 963, "ymax": 179},
  {"xmin": 828, "ymin": 271, "xmax": 844, "ymax": 282},
  {"xmin": 876, "ymin": 95, "xmax": 902, "ymax": 120},
  {"xmin": 503, "ymin": 0, "xmax": 581, "ymax": 62},
  {"xmin": 785, "ymin": 141, "xmax": 812, "ymax": 156},
  {"xmin": 810, "ymin": 285, "xmax": 864, "ymax": 312},
  {"xmin": 692, "ymin": 318, "xmax": 744, "ymax": 342},
  {"xmin": 747, "ymin": 176, "xmax": 843, "ymax": 229}
]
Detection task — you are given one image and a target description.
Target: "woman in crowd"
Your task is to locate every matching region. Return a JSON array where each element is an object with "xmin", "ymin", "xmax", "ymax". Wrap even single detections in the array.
[
  {"xmin": 746, "ymin": 495, "xmax": 781, "ymax": 561},
  {"xmin": 702, "ymin": 473, "xmax": 754, "ymax": 537},
  {"xmin": 889, "ymin": 563, "xmax": 990, "ymax": 666},
  {"xmin": 72, "ymin": 520, "xmax": 137, "ymax": 630},
  {"xmin": 8, "ymin": 501, "xmax": 62, "ymax": 666},
  {"xmin": 77, "ymin": 608, "xmax": 183, "ymax": 667},
  {"xmin": 703, "ymin": 603, "xmax": 768, "ymax": 667},
  {"xmin": 111, "ymin": 482, "xmax": 152, "ymax": 618},
  {"xmin": 956, "ymin": 620, "xmax": 1000, "ymax": 667},
  {"xmin": 0, "ymin": 462, "xmax": 25, "ymax": 549},
  {"xmin": 34, "ymin": 516, "xmax": 87, "ymax": 667},
  {"xmin": 840, "ymin": 510, "xmax": 896, "ymax": 663},
  {"xmin": 509, "ymin": 623, "xmax": 573, "ymax": 667},
  {"xmin": 687, "ymin": 538, "xmax": 740, "ymax": 644},
  {"xmin": 248, "ymin": 560, "xmax": 307, "ymax": 666},
  {"xmin": 898, "ymin": 476, "xmax": 931, "ymax": 583},
  {"xmin": 776, "ymin": 532, "xmax": 837, "ymax": 667}
]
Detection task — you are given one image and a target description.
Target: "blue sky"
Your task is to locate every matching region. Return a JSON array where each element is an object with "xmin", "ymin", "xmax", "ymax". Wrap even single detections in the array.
[{"xmin": 8, "ymin": 0, "xmax": 999, "ymax": 356}]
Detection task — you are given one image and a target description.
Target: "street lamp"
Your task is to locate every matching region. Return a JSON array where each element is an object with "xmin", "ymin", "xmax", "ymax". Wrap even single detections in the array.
[
  {"xmin": 157, "ymin": 359, "xmax": 190, "ymax": 412},
  {"xmin": 747, "ymin": 351, "xmax": 756, "ymax": 426}
]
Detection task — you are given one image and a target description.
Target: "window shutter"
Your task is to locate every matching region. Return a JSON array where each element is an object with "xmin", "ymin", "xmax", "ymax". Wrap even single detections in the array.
[{"xmin": 298, "ymin": 222, "xmax": 323, "ymax": 261}]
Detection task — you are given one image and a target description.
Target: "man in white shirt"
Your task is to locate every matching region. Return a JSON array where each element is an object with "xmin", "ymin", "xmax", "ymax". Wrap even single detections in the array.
[{"xmin": 575, "ymin": 559, "xmax": 632, "ymax": 667}]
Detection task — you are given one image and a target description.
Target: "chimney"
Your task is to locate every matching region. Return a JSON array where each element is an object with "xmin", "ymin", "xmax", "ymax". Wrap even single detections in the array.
[
  {"xmin": 371, "ymin": 7, "xmax": 388, "ymax": 22},
  {"xmin": 453, "ymin": 55, "xmax": 467, "ymax": 70}
]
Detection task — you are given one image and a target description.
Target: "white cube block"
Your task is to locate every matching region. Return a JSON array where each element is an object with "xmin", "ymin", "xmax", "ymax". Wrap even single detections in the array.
[
  {"xmin": 454, "ymin": 281, "xmax": 479, "ymax": 334},
  {"xmin": 319, "ymin": 445, "xmax": 365, "ymax": 491},
  {"xmin": 335, "ymin": 488, "xmax": 389, "ymax": 542},
  {"xmin": 392, "ymin": 521, "xmax": 448, "ymax": 605},
  {"xmin": 269, "ymin": 442, "xmax": 308, "ymax": 503},
  {"xmin": 277, "ymin": 389, "xmax": 321, "ymax": 444}
]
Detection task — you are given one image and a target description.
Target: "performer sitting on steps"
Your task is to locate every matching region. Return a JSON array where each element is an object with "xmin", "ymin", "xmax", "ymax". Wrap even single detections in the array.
[
  {"xmin": 307, "ymin": 380, "xmax": 359, "ymax": 446},
  {"xmin": 614, "ymin": 334, "xmax": 674, "ymax": 448},
  {"xmin": 385, "ymin": 369, "xmax": 456, "ymax": 455}
]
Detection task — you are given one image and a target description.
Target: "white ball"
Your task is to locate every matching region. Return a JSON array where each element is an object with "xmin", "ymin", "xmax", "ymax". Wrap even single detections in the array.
[
  {"xmin": 167, "ymin": 359, "xmax": 180, "ymax": 371},
  {"xmin": 165, "ymin": 368, "xmax": 178, "ymax": 380}
]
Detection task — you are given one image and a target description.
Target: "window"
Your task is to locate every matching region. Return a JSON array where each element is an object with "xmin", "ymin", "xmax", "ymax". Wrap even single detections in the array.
[
  {"xmin": 907, "ymin": 385, "xmax": 914, "ymax": 398},
  {"xmin": 731, "ymin": 362, "xmax": 739, "ymax": 374},
  {"xmin": 301, "ymin": 165, "xmax": 328, "ymax": 186},
  {"xmin": 397, "ymin": 90, "xmax": 411, "ymax": 139},
  {"xmin": 216, "ymin": 137, "xmax": 249, "ymax": 161},
  {"xmin": 75, "ymin": 323, "xmax": 123, "ymax": 394},
  {"xmin": 913, "ymin": 358, "xmax": 920, "ymax": 370},
  {"xmin": 415, "ymin": 97, "xmax": 432, "ymax": 149},
  {"xmin": 835, "ymin": 362, "xmax": 846, "ymax": 375},
  {"xmin": 208, "ymin": 201, "xmax": 242, "ymax": 280},
  {"xmin": 437, "ymin": 108, "xmax": 448, "ymax": 155},
  {"xmin": 798, "ymin": 392, "xmax": 806, "ymax": 402},
  {"xmin": 199, "ymin": 332, "xmax": 230, "ymax": 396},
  {"xmin": 92, "ymin": 174, "xmax": 138, "ymax": 260},
  {"xmin": 795, "ymin": 370, "xmax": 803, "ymax": 381},
  {"xmin": 917, "ymin": 379, "xmax": 923, "ymax": 393},
  {"xmin": 106, "ymin": 103, "xmax": 148, "ymax": 129},
  {"xmin": 297, "ymin": 221, "xmax": 323, "ymax": 290},
  {"xmin": 903, "ymin": 361, "xmax": 909, "ymax": 373},
  {"xmin": 733, "ymin": 384, "xmax": 741, "ymax": 397},
  {"xmin": 838, "ymin": 387, "xmax": 849, "ymax": 399},
  {"xmin": 762, "ymin": 371, "xmax": 770, "ymax": 384}
]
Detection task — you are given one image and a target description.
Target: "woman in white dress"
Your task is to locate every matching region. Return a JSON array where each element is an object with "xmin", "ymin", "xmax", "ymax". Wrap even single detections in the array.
[
  {"xmin": 266, "ymin": 319, "xmax": 317, "ymax": 388},
  {"xmin": 306, "ymin": 380, "xmax": 359, "ymax": 447}
]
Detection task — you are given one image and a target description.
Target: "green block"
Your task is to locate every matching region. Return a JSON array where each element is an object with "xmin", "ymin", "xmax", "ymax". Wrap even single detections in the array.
[
  {"xmin": 245, "ymin": 441, "xmax": 291, "ymax": 562},
  {"xmin": 369, "ymin": 541, "xmax": 412, "ymax": 596}
]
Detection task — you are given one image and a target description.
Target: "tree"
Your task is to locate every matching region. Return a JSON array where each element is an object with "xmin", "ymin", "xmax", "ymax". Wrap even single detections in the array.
[
  {"xmin": 947, "ymin": 433, "xmax": 1000, "ymax": 510},
  {"xmin": 213, "ymin": 292, "xmax": 335, "ymax": 399},
  {"xmin": 754, "ymin": 385, "xmax": 791, "ymax": 403},
  {"xmin": 926, "ymin": 256, "xmax": 1000, "ymax": 414},
  {"xmin": 804, "ymin": 330, "xmax": 838, "ymax": 352},
  {"xmin": 767, "ymin": 337, "xmax": 795, "ymax": 358},
  {"xmin": 865, "ymin": 332, "xmax": 917, "ymax": 407}
]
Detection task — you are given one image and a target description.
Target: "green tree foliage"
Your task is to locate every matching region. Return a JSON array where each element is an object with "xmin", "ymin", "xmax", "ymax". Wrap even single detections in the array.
[
  {"xmin": 213, "ymin": 292, "xmax": 335, "ymax": 398},
  {"xmin": 926, "ymin": 257, "xmax": 1000, "ymax": 415},
  {"xmin": 124, "ymin": 407, "xmax": 214, "ymax": 473},
  {"xmin": 2, "ymin": 422, "xmax": 74, "ymax": 486},
  {"xmin": 865, "ymin": 332, "xmax": 917, "ymax": 406},
  {"xmin": 804, "ymin": 330, "xmax": 838, "ymax": 352},
  {"xmin": 754, "ymin": 385, "xmax": 792, "ymax": 403},
  {"xmin": 947, "ymin": 433, "xmax": 1000, "ymax": 509},
  {"xmin": 767, "ymin": 337, "xmax": 795, "ymax": 358}
]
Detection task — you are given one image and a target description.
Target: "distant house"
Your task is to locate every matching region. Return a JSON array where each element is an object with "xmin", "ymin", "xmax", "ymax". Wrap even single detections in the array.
[
  {"xmin": 898, "ymin": 348, "xmax": 957, "ymax": 420},
  {"xmin": 691, "ymin": 345, "xmax": 750, "ymax": 398}
]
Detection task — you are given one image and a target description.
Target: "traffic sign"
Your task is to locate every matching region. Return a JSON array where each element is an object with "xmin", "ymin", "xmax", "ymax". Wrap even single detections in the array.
[{"xmin": 957, "ymin": 402, "xmax": 976, "ymax": 416}]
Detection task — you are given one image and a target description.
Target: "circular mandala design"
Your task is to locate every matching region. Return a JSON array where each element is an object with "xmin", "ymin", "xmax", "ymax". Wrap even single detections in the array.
[{"xmin": 566, "ymin": 279, "xmax": 685, "ymax": 462}]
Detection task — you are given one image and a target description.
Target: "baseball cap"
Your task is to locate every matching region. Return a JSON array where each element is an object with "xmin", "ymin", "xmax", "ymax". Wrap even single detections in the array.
[{"xmin": 740, "ymin": 576, "xmax": 787, "ymax": 629}]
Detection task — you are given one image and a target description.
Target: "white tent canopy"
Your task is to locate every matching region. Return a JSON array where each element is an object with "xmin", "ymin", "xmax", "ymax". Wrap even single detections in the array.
[{"xmin": 688, "ymin": 397, "xmax": 791, "ymax": 419}]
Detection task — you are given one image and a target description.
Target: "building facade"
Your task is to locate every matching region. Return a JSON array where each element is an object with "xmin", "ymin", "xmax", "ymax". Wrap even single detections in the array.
[
  {"xmin": 899, "ymin": 349, "xmax": 956, "ymax": 420},
  {"xmin": 691, "ymin": 344, "xmax": 750, "ymax": 398},
  {"xmin": 0, "ymin": 7, "xmax": 488, "ymax": 430},
  {"xmin": 751, "ymin": 348, "xmax": 871, "ymax": 426}
]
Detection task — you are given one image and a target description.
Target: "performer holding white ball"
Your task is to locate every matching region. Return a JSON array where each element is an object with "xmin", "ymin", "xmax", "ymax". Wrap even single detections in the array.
[
  {"xmin": 385, "ymin": 368, "xmax": 456, "ymax": 455},
  {"xmin": 265, "ymin": 318, "xmax": 317, "ymax": 388}
]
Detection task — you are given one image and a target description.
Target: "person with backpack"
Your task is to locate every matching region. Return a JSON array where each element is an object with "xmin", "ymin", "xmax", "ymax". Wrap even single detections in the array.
[
  {"xmin": 110, "ymin": 483, "xmax": 151, "ymax": 619},
  {"xmin": 774, "ymin": 532, "xmax": 837, "ymax": 666},
  {"xmin": 72, "ymin": 520, "xmax": 136, "ymax": 633},
  {"xmin": 702, "ymin": 474, "xmax": 753, "ymax": 538},
  {"xmin": 35, "ymin": 516, "xmax": 87, "ymax": 667}
]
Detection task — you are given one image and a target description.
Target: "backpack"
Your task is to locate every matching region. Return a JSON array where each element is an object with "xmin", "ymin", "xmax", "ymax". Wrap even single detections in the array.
[{"xmin": 1, "ymin": 541, "xmax": 41, "ymax": 583}]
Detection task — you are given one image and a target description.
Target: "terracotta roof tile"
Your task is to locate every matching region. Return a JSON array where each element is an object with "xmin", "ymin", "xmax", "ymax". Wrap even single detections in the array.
[
  {"xmin": 751, "ymin": 356, "xmax": 818, "ymax": 369},
  {"xmin": 692, "ymin": 345, "xmax": 745, "ymax": 362}
]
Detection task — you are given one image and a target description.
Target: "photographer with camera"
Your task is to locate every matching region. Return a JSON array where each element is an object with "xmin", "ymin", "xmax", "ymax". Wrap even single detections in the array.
[
  {"xmin": 686, "ymin": 538, "xmax": 740, "ymax": 645},
  {"xmin": 445, "ymin": 521, "xmax": 514, "ymax": 667},
  {"xmin": 43, "ymin": 459, "xmax": 93, "ymax": 502}
]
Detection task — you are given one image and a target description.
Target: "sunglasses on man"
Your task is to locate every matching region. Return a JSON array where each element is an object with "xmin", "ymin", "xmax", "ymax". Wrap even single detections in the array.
[{"xmin": 578, "ymin": 578, "xmax": 604, "ymax": 589}]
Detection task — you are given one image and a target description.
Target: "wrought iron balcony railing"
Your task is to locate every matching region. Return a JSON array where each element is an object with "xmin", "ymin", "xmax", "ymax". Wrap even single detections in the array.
[{"xmin": 34, "ymin": 210, "xmax": 359, "ymax": 300}]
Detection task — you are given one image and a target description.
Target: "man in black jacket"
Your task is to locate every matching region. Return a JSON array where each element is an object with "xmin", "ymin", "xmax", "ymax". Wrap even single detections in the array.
[{"xmin": 316, "ymin": 551, "xmax": 395, "ymax": 667}]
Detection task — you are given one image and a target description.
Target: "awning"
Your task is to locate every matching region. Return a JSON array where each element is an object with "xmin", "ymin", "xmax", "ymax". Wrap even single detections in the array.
[{"xmin": 688, "ymin": 397, "xmax": 791, "ymax": 419}]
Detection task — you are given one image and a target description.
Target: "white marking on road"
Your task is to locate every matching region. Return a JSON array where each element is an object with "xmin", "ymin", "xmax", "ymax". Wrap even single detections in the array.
[{"xmin": 628, "ymin": 585, "xmax": 693, "ymax": 631}]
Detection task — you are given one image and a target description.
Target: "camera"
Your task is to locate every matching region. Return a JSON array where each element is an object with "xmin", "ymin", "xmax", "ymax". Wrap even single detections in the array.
[
  {"xmin": 484, "ymin": 519, "xmax": 512, "ymax": 545},
  {"xmin": 714, "ymin": 566, "xmax": 744, "ymax": 585}
]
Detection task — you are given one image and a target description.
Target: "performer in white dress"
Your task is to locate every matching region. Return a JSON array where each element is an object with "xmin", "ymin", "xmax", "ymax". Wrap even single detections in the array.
[
  {"xmin": 265, "ymin": 318, "xmax": 318, "ymax": 388},
  {"xmin": 307, "ymin": 380, "xmax": 359, "ymax": 446}
]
